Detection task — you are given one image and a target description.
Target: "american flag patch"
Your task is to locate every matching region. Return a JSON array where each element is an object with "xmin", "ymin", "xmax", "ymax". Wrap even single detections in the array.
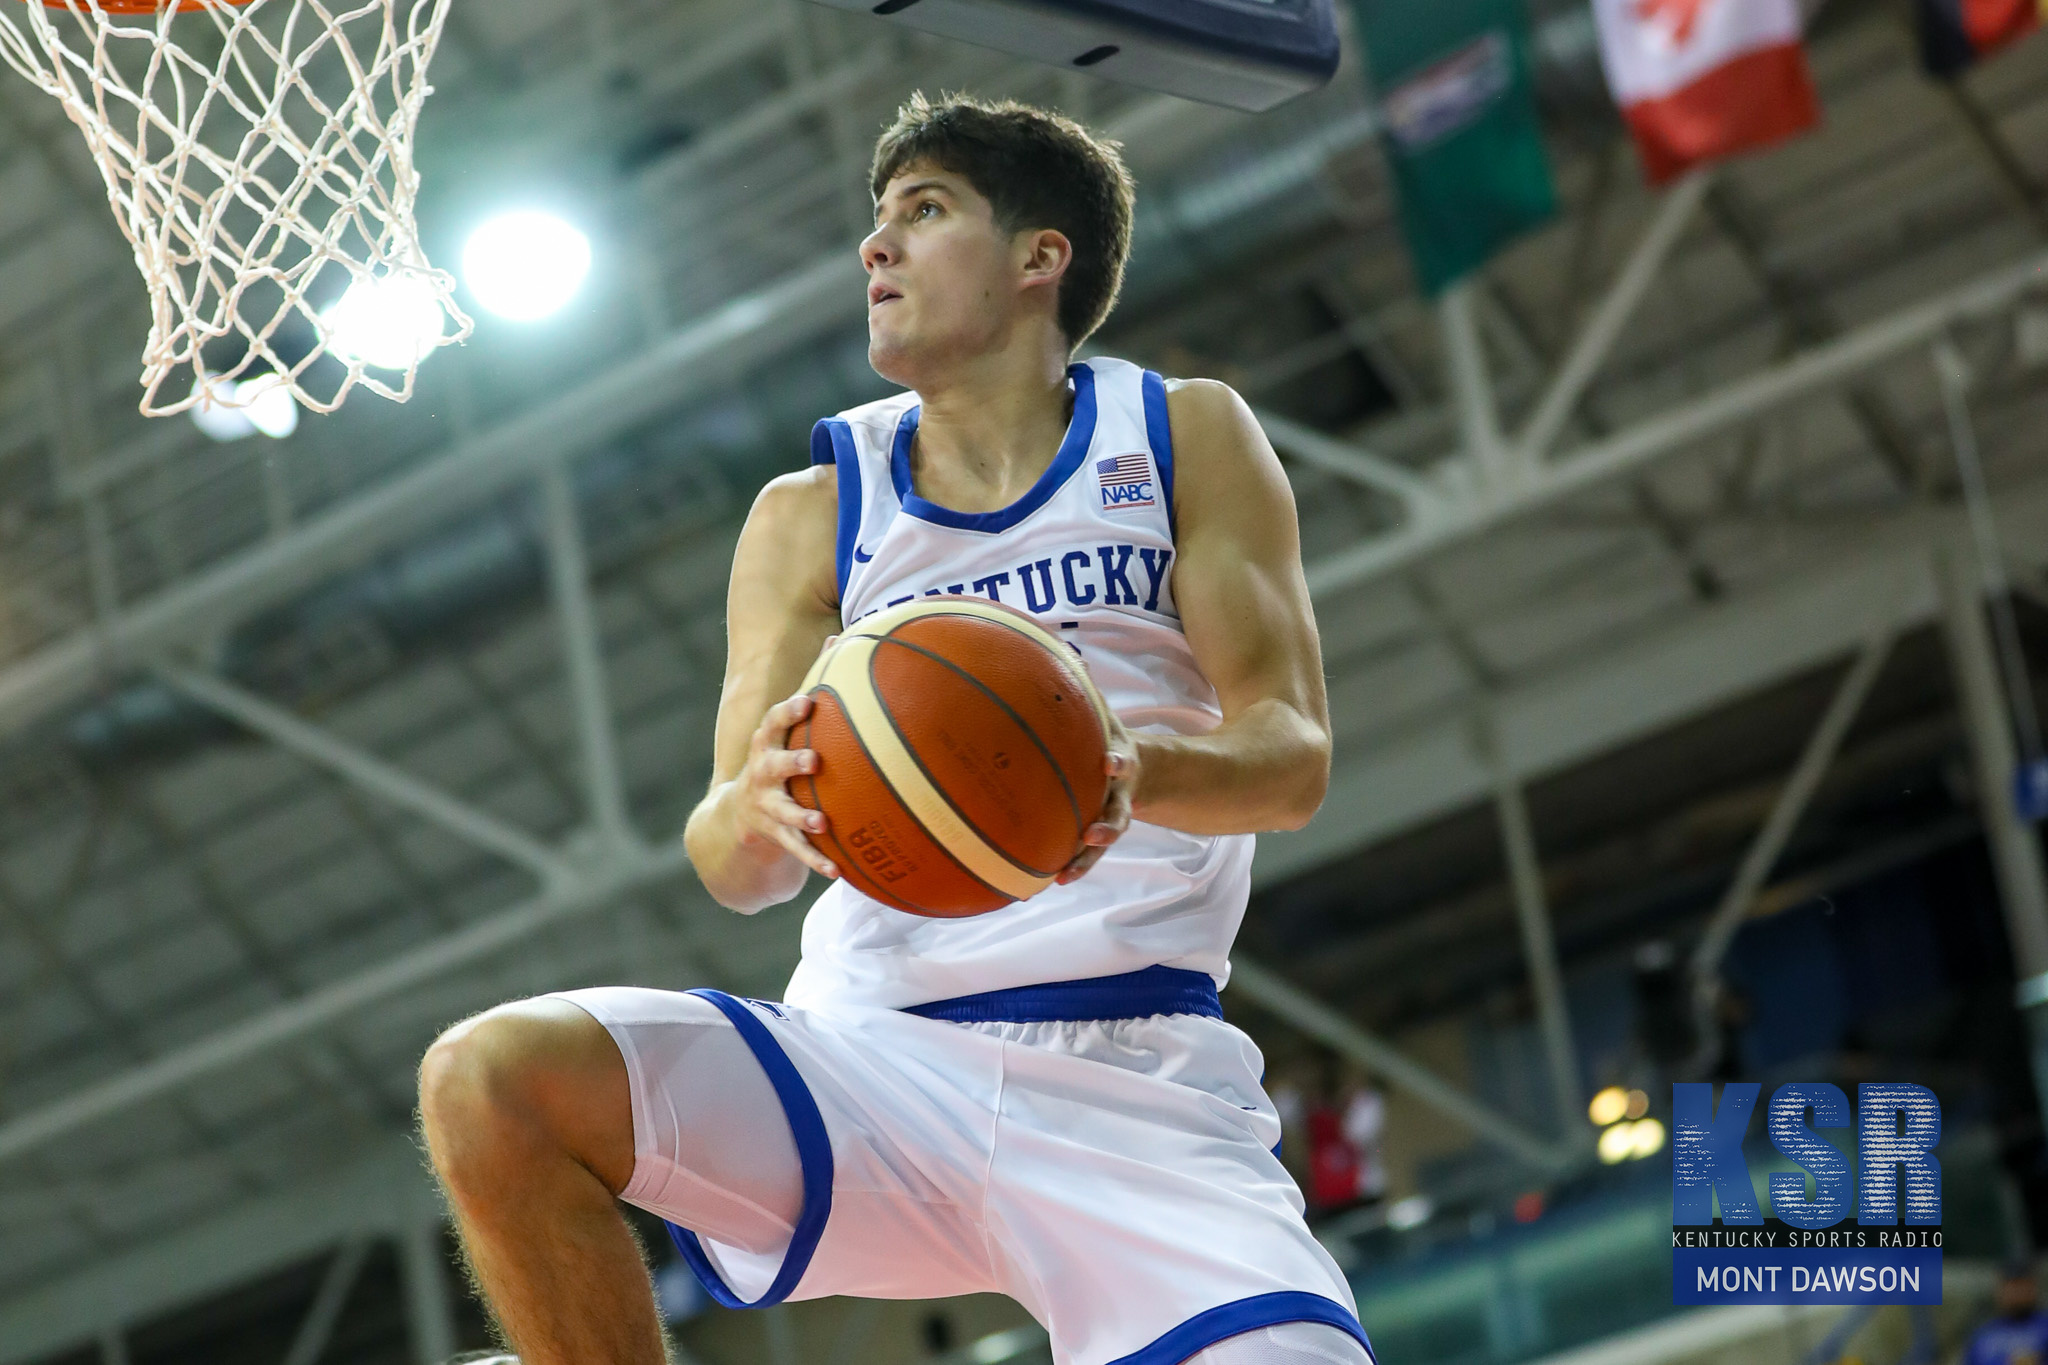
[{"xmin": 1096, "ymin": 452, "xmax": 1155, "ymax": 511}]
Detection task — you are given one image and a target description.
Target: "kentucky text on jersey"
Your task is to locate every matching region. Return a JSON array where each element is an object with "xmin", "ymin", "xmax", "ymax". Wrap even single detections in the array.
[{"xmin": 850, "ymin": 544, "xmax": 1174, "ymax": 620}]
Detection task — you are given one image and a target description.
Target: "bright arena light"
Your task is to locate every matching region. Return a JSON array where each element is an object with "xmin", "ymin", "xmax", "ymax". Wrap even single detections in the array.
[
  {"xmin": 1587, "ymin": 1085, "xmax": 1628, "ymax": 1127},
  {"xmin": 1595, "ymin": 1117, "xmax": 1668, "ymax": 1165},
  {"xmin": 188, "ymin": 372, "xmax": 299, "ymax": 442},
  {"xmin": 323, "ymin": 273, "xmax": 449, "ymax": 371},
  {"xmin": 1629, "ymin": 1116, "xmax": 1666, "ymax": 1159},
  {"xmin": 460, "ymin": 210, "xmax": 592, "ymax": 321}
]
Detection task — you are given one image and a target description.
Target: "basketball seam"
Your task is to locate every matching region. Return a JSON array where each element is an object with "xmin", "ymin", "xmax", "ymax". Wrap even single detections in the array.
[
  {"xmin": 809, "ymin": 683, "xmax": 1015, "ymax": 912},
  {"xmin": 822, "ymin": 641, "xmax": 1049, "ymax": 900},
  {"xmin": 865, "ymin": 641, "xmax": 1076, "ymax": 881},
  {"xmin": 868, "ymin": 633, "xmax": 1087, "ymax": 849},
  {"xmin": 863, "ymin": 601, "xmax": 1116, "ymax": 748}
]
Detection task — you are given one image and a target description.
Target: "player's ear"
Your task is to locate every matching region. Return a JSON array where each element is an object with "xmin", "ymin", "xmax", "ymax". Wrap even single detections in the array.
[{"xmin": 1018, "ymin": 228, "xmax": 1072, "ymax": 295}]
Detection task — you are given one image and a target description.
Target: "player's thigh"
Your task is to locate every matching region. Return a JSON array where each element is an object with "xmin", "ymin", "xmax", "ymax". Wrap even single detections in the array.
[
  {"xmin": 550, "ymin": 987, "xmax": 802, "ymax": 1254},
  {"xmin": 1185, "ymin": 1322, "xmax": 1374, "ymax": 1365}
]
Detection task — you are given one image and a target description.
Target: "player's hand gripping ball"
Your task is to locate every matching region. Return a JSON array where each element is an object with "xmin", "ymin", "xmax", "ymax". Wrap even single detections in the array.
[{"xmin": 787, "ymin": 597, "xmax": 1114, "ymax": 917}]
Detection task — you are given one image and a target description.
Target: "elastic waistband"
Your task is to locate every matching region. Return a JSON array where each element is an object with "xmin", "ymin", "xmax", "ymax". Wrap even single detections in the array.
[{"xmin": 903, "ymin": 965, "xmax": 1223, "ymax": 1024}]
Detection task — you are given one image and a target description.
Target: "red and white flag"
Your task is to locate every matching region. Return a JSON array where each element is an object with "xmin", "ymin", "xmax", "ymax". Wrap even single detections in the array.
[{"xmin": 1593, "ymin": 0, "xmax": 1823, "ymax": 184}]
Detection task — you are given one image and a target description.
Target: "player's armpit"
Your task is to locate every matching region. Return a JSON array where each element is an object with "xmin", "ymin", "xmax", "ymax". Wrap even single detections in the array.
[
  {"xmin": 683, "ymin": 466, "xmax": 843, "ymax": 912},
  {"xmin": 1129, "ymin": 378, "xmax": 1331, "ymax": 836}
]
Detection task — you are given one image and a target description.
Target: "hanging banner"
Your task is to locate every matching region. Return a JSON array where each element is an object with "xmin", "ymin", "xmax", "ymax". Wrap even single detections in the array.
[
  {"xmin": 1351, "ymin": 0, "xmax": 1557, "ymax": 295},
  {"xmin": 1592, "ymin": 0, "xmax": 1822, "ymax": 185},
  {"xmin": 1916, "ymin": 0, "xmax": 2045, "ymax": 75}
]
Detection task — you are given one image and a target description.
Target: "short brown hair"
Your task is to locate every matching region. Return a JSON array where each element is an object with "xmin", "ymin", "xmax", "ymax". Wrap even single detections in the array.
[{"xmin": 871, "ymin": 93, "xmax": 1136, "ymax": 348}]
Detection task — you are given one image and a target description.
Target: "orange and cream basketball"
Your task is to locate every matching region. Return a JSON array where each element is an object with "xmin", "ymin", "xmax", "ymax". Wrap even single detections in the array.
[{"xmin": 787, "ymin": 597, "xmax": 1113, "ymax": 918}]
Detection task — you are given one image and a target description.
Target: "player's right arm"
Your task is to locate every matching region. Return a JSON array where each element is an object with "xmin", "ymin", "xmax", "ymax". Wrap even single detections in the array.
[{"xmin": 683, "ymin": 466, "xmax": 843, "ymax": 913}]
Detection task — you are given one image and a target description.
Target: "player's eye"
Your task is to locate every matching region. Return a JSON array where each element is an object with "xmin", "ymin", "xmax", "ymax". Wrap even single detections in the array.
[{"xmin": 915, "ymin": 200, "xmax": 939, "ymax": 219}]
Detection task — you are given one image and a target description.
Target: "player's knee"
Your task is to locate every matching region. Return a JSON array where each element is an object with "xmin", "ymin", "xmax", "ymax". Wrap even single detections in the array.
[
  {"xmin": 419, "ymin": 999, "xmax": 625, "ymax": 1188},
  {"xmin": 418, "ymin": 1007, "xmax": 536, "ymax": 1171}
]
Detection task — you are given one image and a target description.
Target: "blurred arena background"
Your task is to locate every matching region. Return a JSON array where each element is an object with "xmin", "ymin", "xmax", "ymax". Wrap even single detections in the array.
[{"xmin": 0, "ymin": 0, "xmax": 2046, "ymax": 1362}]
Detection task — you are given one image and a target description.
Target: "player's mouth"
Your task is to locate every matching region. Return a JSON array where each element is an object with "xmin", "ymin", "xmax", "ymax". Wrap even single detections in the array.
[{"xmin": 868, "ymin": 281, "xmax": 902, "ymax": 309}]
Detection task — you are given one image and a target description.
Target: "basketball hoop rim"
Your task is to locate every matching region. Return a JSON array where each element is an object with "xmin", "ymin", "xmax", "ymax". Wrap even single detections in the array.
[{"xmin": 31, "ymin": 0, "xmax": 248, "ymax": 14}]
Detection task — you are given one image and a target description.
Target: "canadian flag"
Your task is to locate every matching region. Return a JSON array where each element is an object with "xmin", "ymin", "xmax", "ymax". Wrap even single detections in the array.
[{"xmin": 1593, "ymin": 0, "xmax": 1823, "ymax": 184}]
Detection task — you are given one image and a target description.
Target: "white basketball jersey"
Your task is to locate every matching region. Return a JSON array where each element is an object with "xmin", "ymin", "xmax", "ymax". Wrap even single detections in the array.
[{"xmin": 782, "ymin": 356, "xmax": 1256, "ymax": 1013}]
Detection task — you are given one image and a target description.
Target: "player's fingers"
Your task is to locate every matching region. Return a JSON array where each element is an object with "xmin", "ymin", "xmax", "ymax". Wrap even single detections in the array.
[
  {"xmin": 1089, "ymin": 772, "xmax": 1133, "ymax": 838},
  {"xmin": 760, "ymin": 747, "xmax": 818, "ymax": 781},
  {"xmin": 1101, "ymin": 753, "xmax": 1136, "ymax": 822},
  {"xmin": 767, "ymin": 820, "xmax": 837, "ymax": 879},
  {"xmin": 1058, "ymin": 842, "xmax": 1108, "ymax": 884},
  {"xmin": 765, "ymin": 792, "xmax": 826, "ymax": 833},
  {"xmin": 1080, "ymin": 819, "xmax": 1124, "ymax": 847},
  {"xmin": 754, "ymin": 694, "xmax": 813, "ymax": 750}
]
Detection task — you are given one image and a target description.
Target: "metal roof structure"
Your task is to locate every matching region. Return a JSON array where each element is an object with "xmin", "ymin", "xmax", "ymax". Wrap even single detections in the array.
[{"xmin": 0, "ymin": 0, "xmax": 2046, "ymax": 1358}]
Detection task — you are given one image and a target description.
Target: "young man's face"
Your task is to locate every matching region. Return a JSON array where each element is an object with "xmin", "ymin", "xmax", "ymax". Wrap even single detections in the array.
[{"xmin": 861, "ymin": 164, "xmax": 1054, "ymax": 384}]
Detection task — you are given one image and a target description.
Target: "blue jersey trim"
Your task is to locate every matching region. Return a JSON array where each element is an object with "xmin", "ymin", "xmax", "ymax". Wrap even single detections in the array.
[
  {"xmin": 1141, "ymin": 370, "xmax": 1176, "ymax": 540},
  {"xmin": 663, "ymin": 990, "xmax": 834, "ymax": 1309},
  {"xmin": 811, "ymin": 419, "xmax": 862, "ymax": 604},
  {"xmin": 890, "ymin": 363, "xmax": 1098, "ymax": 534},
  {"xmin": 904, "ymin": 964, "xmax": 1221, "ymax": 1024},
  {"xmin": 1106, "ymin": 1291, "xmax": 1374, "ymax": 1365}
]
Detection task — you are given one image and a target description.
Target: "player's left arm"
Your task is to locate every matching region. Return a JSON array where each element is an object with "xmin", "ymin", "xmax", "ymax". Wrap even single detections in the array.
[{"xmin": 1068, "ymin": 378, "xmax": 1330, "ymax": 871}]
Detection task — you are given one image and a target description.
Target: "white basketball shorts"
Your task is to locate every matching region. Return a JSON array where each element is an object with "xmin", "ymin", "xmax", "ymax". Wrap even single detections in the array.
[{"xmin": 555, "ymin": 968, "xmax": 1370, "ymax": 1365}]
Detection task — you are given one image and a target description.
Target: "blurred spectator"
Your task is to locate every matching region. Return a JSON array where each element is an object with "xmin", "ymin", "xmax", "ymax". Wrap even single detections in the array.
[
  {"xmin": 1960, "ymin": 1261, "xmax": 2048, "ymax": 1365},
  {"xmin": 1344, "ymin": 1085, "xmax": 1388, "ymax": 1201},
  {"xmin": 1305, "ymin": 1081, "xmax": 1387, "ymax": 1214},
  {"xmin": 1305, "ymin": 1097, "xmax": 1357, "ymax": 1212}
]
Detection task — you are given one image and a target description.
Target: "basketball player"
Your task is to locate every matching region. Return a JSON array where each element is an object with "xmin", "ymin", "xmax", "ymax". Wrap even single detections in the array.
[{"xmin": 419, "ymin": 94, "xmax": 1368, "ymax": 1365}]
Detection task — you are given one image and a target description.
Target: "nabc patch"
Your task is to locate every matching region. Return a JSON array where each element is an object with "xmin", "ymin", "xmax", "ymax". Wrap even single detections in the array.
[{"xmin": 1097, "ymin": 451, "xmax": 1154, "ymax": 511}]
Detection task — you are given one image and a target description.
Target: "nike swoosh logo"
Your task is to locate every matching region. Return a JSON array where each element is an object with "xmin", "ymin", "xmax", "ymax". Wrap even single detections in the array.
[{"xmin": 853, "ymin": 543, "xmax": 875, "ymax": 562}]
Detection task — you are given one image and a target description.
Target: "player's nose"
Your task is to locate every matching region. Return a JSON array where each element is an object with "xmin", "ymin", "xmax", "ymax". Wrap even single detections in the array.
[{"xmin": 860, "ymin": 222, "xmax": 898, "ymax": 272}]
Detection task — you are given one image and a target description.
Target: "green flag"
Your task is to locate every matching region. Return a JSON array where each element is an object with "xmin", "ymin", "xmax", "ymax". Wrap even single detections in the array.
[{"xmin": 1352, "ymin": 0, "xmax": 1557, "ymax": 294}]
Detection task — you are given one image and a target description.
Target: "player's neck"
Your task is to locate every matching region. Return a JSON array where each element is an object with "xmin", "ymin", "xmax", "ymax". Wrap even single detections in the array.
[{"xmin": 909, "ymin": 338, "xmax": 1075, "ymax": 508}]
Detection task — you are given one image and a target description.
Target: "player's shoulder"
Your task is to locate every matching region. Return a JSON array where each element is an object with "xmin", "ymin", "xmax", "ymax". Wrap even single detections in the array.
[
  {"xmin": 1157, "ymin": 377, "xmax": 1291, "ymax": 528},
  {"xmin": 1160, "ymin": 377, "xmax": 1270, "ymax": 472},
  {"xmin": 749, "ymin": 464, "xmax": 836, "ymax": 531},
  {"xmin": 737, "ymin": 465, "xmax": 838, "ymax": 607},
  {"xmin": 1161, "ymin": 375, "xmax": 1250, "ymax": 426}
]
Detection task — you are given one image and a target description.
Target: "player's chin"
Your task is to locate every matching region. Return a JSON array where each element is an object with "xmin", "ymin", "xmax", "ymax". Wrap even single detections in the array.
[
  {"xmin": 868, "ymin": 323, "xmax": 967, "ymax": 387},
  {"xmin": 866, "ymin": 333, "xmax": 917, "ymax": 385}
]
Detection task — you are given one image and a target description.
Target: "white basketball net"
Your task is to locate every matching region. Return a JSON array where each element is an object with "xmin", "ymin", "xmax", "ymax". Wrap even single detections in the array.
[{"xmin": 0, "ymin": 0, "xmax": 472, "ymax": 417}]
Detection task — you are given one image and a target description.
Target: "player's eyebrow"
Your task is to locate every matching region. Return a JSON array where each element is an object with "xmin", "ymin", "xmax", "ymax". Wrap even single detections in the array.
[{"xmin": 876, "ymin": 178, "xmax": 953, "ymax": 221}]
